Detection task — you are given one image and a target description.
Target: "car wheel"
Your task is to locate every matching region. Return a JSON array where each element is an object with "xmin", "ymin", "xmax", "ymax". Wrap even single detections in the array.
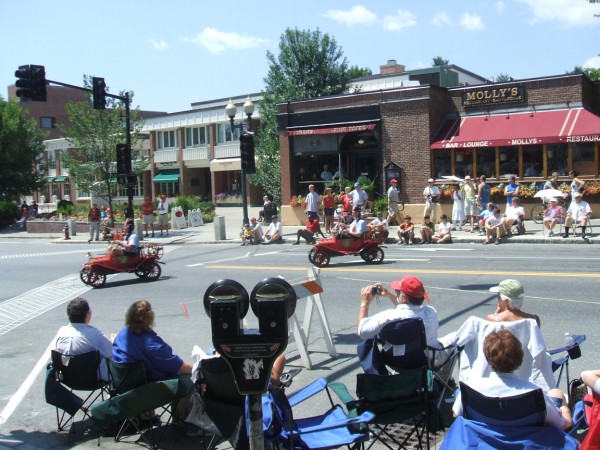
[
  {"xmin": 79, "ymin": 268, "xmax": 90, "ymax": 285},
  {"xmin": 88, "ymin": 270, "xmax": 106, "ymax": 288},
  {"xmin": 144, "ymin": 262, "xmax": 162, "ymax": 281},
  {"xmin": 363, "ymin": 247, "xmax": 384, "ymax": 264},
  {"xmin": 311, "ymin": 250, "xmax": 330, "ymax": 267}
]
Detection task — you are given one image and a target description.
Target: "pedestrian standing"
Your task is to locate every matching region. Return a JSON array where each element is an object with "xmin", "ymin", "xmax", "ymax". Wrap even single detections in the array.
[
  {"xmin": 141, "ymin": 196, "xmax": 155, "ymax": 238},
  {"xmin": 305, "ymin": 184, "xmax": 320, "ymax": 220},
  {"xmin": 423, "ymin": 179, "xmax": 440, "ymax": 222},
  {"xmin": 88, "ymin": 203, "xmax": 101, "ymax": 242},
  {"xmin": 386, "ymin": 179, "xmax": 403, "ymax": 226},
  {"xmin": 451, "ymin": 185, "xmax": 465, "ymax": 230},
  {"xmin": 157, "ymin": 194, "xmax": 170, "ymax": 236},
  {"xmin": 19, "ymin": 201, "xmax": 28, "ymax": 228}
]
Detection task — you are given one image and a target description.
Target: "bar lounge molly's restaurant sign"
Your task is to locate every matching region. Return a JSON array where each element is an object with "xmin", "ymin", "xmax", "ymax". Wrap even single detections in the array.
[{"xmin": 462, "ymin": 85, "xmax": 525, "ymax": 107}]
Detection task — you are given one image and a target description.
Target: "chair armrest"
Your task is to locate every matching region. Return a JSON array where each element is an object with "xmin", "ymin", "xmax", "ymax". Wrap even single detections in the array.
[
  {"xmin": 295, "ymin": 410, "xmax": 375, "ymax": 435},
  {"xmin": 328, "ymin": 381, "xmax": 355, "ymax": 405},
  {"xmin": 288, "ymin": 377, "xmax": 327, "ymax": 407}
]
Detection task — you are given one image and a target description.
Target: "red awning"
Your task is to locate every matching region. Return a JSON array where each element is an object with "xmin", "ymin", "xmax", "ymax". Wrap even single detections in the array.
[{"xmin": 431, "ymin": 108, "xmax": 600, "ymax": 149}]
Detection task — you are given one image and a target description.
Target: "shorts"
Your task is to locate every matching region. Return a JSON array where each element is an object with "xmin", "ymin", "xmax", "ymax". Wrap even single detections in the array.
[
  {"xmin": 324, "ymin": 207, "xmax": 335, "ymax": 217},
  {"xmin": 158, "ymin": 214, "xmax": 169, "ymax": 226},
  {"xmin": 143, "ymin": 214, "xmax": 154, "ymax": 225},
  {"xmin": 464, "ymin": 200, "xmax": 476, "ymax": 216}
]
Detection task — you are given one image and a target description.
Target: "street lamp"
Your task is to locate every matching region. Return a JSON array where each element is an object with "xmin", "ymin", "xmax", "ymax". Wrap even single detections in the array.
[{"xmin": 226, "ymin": 97, "xmax": 254, "ymax": 226}]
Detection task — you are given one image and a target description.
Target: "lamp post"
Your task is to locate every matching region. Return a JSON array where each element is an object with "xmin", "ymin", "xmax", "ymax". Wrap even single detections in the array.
[{"xmin": 226, "ymin": 97, "xmax": 254, "ymax": 226}]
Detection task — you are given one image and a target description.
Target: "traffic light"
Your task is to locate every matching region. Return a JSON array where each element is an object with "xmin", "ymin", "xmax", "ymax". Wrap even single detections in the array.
[
  {"xmin": 116, "ymin": 144, "xmax": 128, "ymax": 174},
  {"xmin": 15, "ymin": 65, "xmax": 32, "ymax": 99},
  {"xmin": 92, "ymin": 77, "xmax": 106, "ymax": 109},
  {"xmin": 240, "ymin": 130, "xmax": 256, "ymax": 174},
  {"xmin": 29, "ymin": 65, "xmax": 47, "ymax": 101}
]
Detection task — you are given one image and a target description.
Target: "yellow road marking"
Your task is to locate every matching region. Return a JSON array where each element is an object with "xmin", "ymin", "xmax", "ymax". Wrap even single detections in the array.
[{"xmin": 206, "ymin": 266, "xmax": 600, "ymax": 278}]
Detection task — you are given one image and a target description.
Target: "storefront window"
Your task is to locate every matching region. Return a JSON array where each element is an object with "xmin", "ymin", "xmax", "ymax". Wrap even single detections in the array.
[
  {"xmin": 455, "ymin": 149, "xmax": 474, "ymax": 178},
  {"xmin": 523, "ymin": 145, "xmax": 543, "ymax": 177},
  {"xmin": 476, "ymin": 149, "xmax": 495, "ymax": 178},
  {"xmin": 433, "ymin": 149, "xmax": 451, "ymax": 178},
  {"xmin": 572, "ymin": 143, "xmax": 595, "ymax": 176},
  {"xmin": 547, "ymin": 143, "xmax": 568, "ymax": 175},
  {"xmin": 499, "ymin": 146, "xmax": 519, "ymax": 177}
]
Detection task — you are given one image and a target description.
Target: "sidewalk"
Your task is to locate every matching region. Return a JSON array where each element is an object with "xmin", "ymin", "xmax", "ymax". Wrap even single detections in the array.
[{"xmin": 0, "ymin": 207, "xmax": 596, "ymax": 245}]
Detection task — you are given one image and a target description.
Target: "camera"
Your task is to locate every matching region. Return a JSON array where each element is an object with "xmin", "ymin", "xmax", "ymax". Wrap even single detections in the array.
[{"xmin": 371, "ymin": 284, "xmax": 381, "ymax": 296}]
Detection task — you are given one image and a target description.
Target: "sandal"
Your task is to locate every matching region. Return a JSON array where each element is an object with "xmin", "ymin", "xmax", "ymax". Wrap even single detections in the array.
[
  {"xmin": 495, "ymin": 239, "xmax": 501, "ymax": 245},
  {"xmin": 483, "ymin": 240, "xmax": 490, "ymax": 245}
]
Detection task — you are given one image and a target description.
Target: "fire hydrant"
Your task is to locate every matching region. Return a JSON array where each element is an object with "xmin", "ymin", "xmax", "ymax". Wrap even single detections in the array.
[{"xmin": 63, "ymin": 223, "xmax": 70, "ymax": 240}]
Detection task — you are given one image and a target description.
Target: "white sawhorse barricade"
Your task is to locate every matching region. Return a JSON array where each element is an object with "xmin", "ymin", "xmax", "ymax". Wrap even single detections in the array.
[{"xmin": 289, "ymin": 267, "xmax": 337, "ymax": 369}]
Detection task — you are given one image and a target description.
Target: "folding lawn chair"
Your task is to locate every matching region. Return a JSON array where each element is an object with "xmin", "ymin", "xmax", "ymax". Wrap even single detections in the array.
[
  {"xmin": 440, "ymin": 382, "xmax": 579, "ymax": 449},
  {"xmin": 46, "ymin": 349, "xmax": 111, "ymax": 433},
  {"xmin": 90, "ymin": 360, "xmax": 187, "ymax": 449}
]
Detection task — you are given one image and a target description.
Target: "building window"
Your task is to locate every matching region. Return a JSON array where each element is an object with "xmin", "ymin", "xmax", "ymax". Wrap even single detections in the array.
[
  {"xmin": 572, "ymin": 142, "xmax": 595, "ymax": 176},
  {"xmin": 48, "ymin": 151, "xmax": 56, "ymax": 170},
  {"xmin": 185, "ymin": 126, "xmax": 209, "ymax": 147},
  {"xmin": 40, "ymin": 116, "xmax": 55, "ymax": 129},
  {"xmin": 547, "ymin": 143, "xmax": 568, "ymax": 175},
  {"xmin": 523, "ymin": 145, "xmax": 543, "ymax": 177},
  {"xmin": 157, "ymin": 130, "xmax": 177, "ymax": 149},
  {"xmin": 499, "ymin": 147, "xmax": 519, "ymax": 176},
  {"xmin": 217, "ymin": 123, "xmax": 240, "ymax": 144}
]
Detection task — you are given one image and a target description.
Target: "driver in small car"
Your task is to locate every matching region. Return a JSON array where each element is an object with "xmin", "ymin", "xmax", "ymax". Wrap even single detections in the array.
[
  {"xmin": 336, "ymin": 206, "xmax": 366, "ymax": 239},
  {"xmin": 110, "ymin": 218, "xmax": 140, "ymax": 257}
]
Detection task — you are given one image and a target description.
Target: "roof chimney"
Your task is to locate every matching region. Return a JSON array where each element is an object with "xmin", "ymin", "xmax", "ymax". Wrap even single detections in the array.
[{"xmin": 380, "ymin": 59, "xmax": 405, "ymax": 75}]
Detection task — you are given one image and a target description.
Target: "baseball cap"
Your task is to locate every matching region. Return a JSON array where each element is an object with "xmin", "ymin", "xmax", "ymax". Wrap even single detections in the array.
[
  {"xmin": 390, "ymin": 276, "xmax": 425, "ymax": 299},
  {"xmin": 464, "ymin": 175, "xmax": 471, "ymax": 180},
  {"xmin": 574, "ymin": 192, "xmax": 583, "ymax": 198},
  {"xmin": 489, "ymin": 279, "xmax": 524, "ymax": 301},
  {"xmin": 390, "ymin": 179, "xmax": 398, "ymax": 184},
  {"xmin": 250, "ymin": 217, "xmax": 257, "ymax": 221},
  {"xmin": 428, "ymin": 178, "xmax": 434, "ymax": 183},
  {"xmin": 354, "ymin": 182, "xmax": 361, "ymax": 187}
]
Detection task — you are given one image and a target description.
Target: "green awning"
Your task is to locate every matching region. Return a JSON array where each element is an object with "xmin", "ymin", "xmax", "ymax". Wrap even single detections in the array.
[
  {"xmin": 54, "ymin": 176, "xmax": 68, "ymax": 182},
  {"xmin": 153, "ymin": 170, "xmax": 180, "ymax": 183},
  {"xmin": 46, "ymin": 176, "xmax": 55, "ymax": 183}
]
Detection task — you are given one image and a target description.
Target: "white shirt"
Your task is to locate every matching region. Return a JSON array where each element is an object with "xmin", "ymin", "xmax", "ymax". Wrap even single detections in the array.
[
  {"xmin": 371, "ymin": 217, "xmax": 388, "ymax": 231},
  {"xmin": 158, "ymin": 198, "xmax": 169, "ymax": 215},
  {"xmin": 358, "ymin": 303, "xmax": 440, "ymax": 348},
  {"xmin": 423, "ymin": 185, "xmax": 441, "ymax": 203},
  {"xmin": 350, "ymin": 189, "xmax": 368, "ymax": 207},
  {"xmin": 266, "ymin": 221, "xmax": 283, "ymax": 237},
  {"xmin": 320, "ymin": 170, "xmax": 333, "ymax": 181},
  {"xmin": 251, "ymin": 221, "xmax": 264, "ymax": 238},
  {"xmin": 387, "ymin": 186, "xmax": 399, "ymax": 203},
  {"xmin": 53, "ymin": 323, "xmax": 113, "ymax": 380},
  {"xmin": 505, "ymin": 205, "xmax": 525, "ymax": 221},
  {"xmin": 567, "ymin": 200, "xmax": 592, "ymax": 222},
  {"xmin": 452, "ymin": 372, "xmax": 567, "ymax": 430},
  {"xmin": 306, "ymin": 191, "xmax": 319, "ymax": 213},
  {"xmin": 438, "ymin": 220, "xmax": 452, "ymax": 233}
]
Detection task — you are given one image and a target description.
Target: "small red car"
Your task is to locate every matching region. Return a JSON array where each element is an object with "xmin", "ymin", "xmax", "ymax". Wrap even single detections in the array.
[
  {"xmin": 80, "ymin": 244, "xmax": 164, "ymax": 288},
  {"xmin": 308, "ymin": 234, "xmax": 385, "ymax": 267}
]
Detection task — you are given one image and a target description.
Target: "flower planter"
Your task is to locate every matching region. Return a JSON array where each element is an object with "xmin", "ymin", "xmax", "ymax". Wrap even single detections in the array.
[{"xmin": 280, "ymin": 205, "xmax": 307, "ymax": 226}]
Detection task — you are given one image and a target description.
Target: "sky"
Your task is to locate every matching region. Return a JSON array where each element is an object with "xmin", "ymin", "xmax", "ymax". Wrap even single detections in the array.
[{"xmin": 1, "ymin": 0, "xmax": 599, "ymax": 114}]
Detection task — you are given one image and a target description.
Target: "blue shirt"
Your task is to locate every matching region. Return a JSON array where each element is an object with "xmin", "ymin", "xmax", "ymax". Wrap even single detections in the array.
[{"xmin": 112, "ymin": 327, "xmax": 183, "ymax": 381}]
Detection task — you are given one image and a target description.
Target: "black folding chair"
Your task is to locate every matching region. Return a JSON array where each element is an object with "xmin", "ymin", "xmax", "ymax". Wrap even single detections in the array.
[{"xmin": 46, "ymin": 350, "xmax": 111, "ymax": 433}]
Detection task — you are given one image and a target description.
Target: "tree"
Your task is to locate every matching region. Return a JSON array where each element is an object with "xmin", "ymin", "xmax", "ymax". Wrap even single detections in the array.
[
  {"xmin": 60, "ymin": 76, "xmax": 146, "ymax": 221},
  {"xmin": 250, "ymin": 28, "xmax": 369, "ymax": 202},
  {"xmin": 494, "ymin": 73, "xmax": 513, "ymax": 82},
  {"xmin": 569, "ymin": 65, "xmax": 600, "ymax": 81},
  {"xmin": 0, "ymin": 96, "xmax": 46, "ymax": 201},
  {"xmin": 432, "ymin": 56, "xmax": 449, "ymax": 66}
]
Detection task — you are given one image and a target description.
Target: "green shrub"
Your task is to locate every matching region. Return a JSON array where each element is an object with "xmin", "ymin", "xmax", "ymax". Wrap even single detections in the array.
[
  {"xmin": 374, "ymin": 196, "xmax": 388, "ymax": 213},
  {"xmin": 0, "ymin": 199, "xmax": 20, "ymax": 223},
  {"xmin": 56, "ymin": 199, "xmax": 75, "ymax": 216},
  {"xmin": 174, "ymin": 196, "xmax": 215, "ymax": 222}
]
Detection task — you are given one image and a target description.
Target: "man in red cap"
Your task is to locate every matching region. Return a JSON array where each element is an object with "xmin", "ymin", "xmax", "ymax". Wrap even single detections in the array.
[
  {"xmin": 357, "ymin": 275, "xmax": 441, "ymax": 349},
  {"xmin": 386, "ymin": 178, "xmax": 403, "ymax": 226},
  {"xmin": 141, "ymin": 196, "xmax": 155, "ymax": 238}
]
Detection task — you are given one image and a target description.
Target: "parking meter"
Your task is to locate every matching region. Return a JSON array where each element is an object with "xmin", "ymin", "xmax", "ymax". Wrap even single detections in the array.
[{"xmin": 203, "ymin": 277, "xmax": 296, "ymax": 395}]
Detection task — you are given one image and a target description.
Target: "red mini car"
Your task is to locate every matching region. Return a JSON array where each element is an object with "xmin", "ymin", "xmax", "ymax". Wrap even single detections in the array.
[
  {"xmin": 308, "ymin": 234, "xmax": 385, "ymax": 267},
  {"xmin": 80, "ymin": 244, "xmax": 164, "ymax": 288}
]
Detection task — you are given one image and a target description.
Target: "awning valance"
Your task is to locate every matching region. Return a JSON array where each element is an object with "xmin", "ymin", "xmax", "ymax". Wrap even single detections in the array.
[
  {"xmin": 153, "ymin": 170, "xmax": 180, "ymax": 183},
  {"xmin": 54, "ymin": 176, "xmax": 68, "ymax": 182},
  {"xmin": 46, "ymin": 176, "xmax": 55, "ymax": 183},
  {"xmin": 431, "ymin": 108, "xmax": 600, "ymax": 150},
  {"xmin": 210, "ymin": 158, "xmax": 241, "ymax": 172},
  {"xmin": 287, "ymin": 122, "xmax": 377, "ymax": 136}
]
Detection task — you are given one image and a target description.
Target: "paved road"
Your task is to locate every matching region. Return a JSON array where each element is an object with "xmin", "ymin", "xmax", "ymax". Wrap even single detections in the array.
[{"xmin": 0, "ymin": 231, "xmax": 597, "ymax": 449}]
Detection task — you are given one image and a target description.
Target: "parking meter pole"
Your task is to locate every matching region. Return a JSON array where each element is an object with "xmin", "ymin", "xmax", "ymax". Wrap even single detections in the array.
[{"xmin": 248, "ymin": 394, "xmax": 265, "ymax": 450}]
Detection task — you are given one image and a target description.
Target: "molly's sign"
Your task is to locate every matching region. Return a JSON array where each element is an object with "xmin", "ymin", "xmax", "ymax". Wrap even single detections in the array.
[{"xmin": 462, "ymin": 85, "xmax": 525, "ymax": 107}]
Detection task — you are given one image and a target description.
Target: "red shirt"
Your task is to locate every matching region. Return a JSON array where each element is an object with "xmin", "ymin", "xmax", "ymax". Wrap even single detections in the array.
[
  {"xmin": 340, "ymin": 194, "xmax": 352, "ymax": 212},
  {"xmin": 306, "ymin": 218, "xmax": 321, "ymax": 233},
  {"xmin": 88, "ymin": 207, "xmax": 101, "ymax": 222},
  {"xmin": 142, "ymin": 201, "xmax": 154, "ymax": 215},
  {"xmin": 323, "ymin": 195, "xmax": 334, "ymax": 208}
]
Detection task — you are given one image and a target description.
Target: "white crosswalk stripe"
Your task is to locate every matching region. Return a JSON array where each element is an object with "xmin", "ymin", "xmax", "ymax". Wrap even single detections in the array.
[{"xmin": 0, "ymin": 249, "xmax": 90, "ymax": 260}]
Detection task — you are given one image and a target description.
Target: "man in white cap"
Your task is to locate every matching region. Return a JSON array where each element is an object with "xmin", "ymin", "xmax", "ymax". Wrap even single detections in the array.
[
  {"xmin": 386, "ymin": 178, "xmax": 402, "ymax": 226},
  {"xmin": 423, "ymin": 179, "xmax": 440, "ymax": 222},
  {"xmin": 563, "ymin": 192, "xmax": 592, "ymax": 239},
  {"xmin": 350, "ymin": 181, "xmax": 368, "ymax": 211}
]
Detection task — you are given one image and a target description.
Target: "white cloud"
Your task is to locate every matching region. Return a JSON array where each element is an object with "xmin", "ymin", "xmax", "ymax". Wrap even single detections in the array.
[
  {"xmin": 459, "ymin": 13, "xmax": 485, "ymax": 31},
  {"xmin": 583, "ymin": 55, "xmax": 600, "ymax": 69},
  {"xmin": 517, "ymin": 0, "xmax": 598, "ymax": 27},
  {"xmin": 496, "ymin": 1, "xmax": 506, "ymax": 13},
  {"xmin": 180, "ymin": 27, "xmax": 268, "ymax": 55},
  {"xmin": 149, "ymin": 39, "xmax": 168, "ymax": 51},
  {"xmin": 432, "ymin": 12, "xmax": 453, "ymax": 27},
  {"xmin": 383, "ymin": 10, "xmax": 417, "ymax": 31},
  {"xmin": 322, "ymin": 5, "xmax": 377, "ymax": 26}
]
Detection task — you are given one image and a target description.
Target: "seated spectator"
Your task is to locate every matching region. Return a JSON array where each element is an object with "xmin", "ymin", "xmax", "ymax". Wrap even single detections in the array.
[
  {"xmin": 293, "ymin": 216, "xmax": 323, "ymax": 245},
  {"xmin": 249, "ymin": 217, "xmax": 263, "ymax": 243},
  {"xmin": 336, "ymin": 206, "xmax": 366, "ymax": 239},
  {"xmin": 420, "ymin": 214, "xmax": 434, "ymax": 244},
  {"xmin": 563, "ymin": 192, "xmax": 592, "ymax": 239},
  {"xmin": 502, "ymin": 197, "xmax": 525, "ymax": 234},
  {"xmin": 478, "ymin": 202, "xmax": 495, "ymax": 236},
  {"xmin": 112, "ymin": 300, "xmax": 193, "ymax": 382},
  {"xmin": 397, "ymin": 215, "xmax": 415, "ymax": 245},
  {"xmin": 452, "ymin": 329, "xmax": 573, "ymax": 431},
  {"xmin": 368, "ymin": 211, "xmax": 388, "ymax": 238},
  {"xmin": 543, "ymin": 198, "xmax": 564, "ymax": 237},
  {"xmin": 263, "ymin": 215, "xmax": 283, "ymax": 244},
  {"xmin": 580, "ymin": 369, "xmax": 600, "ymax": 450},
  {"xmin": 432, "ymin": 214, "xmax": 452, "ymax": 243},
  {"xmin": 485, "ymin": 279, "xmax": 541, "ymax": 327},
  {"xmin": 53, "ymin": 297, "xmax": 112, "ymax": 381},
  {"xmin": 483, "ymin": 208, "xmax": 505, "ymax": 245},
  {"xmin": 241, "ymin": 223, "xmax": 254, "ymax": 246}
]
